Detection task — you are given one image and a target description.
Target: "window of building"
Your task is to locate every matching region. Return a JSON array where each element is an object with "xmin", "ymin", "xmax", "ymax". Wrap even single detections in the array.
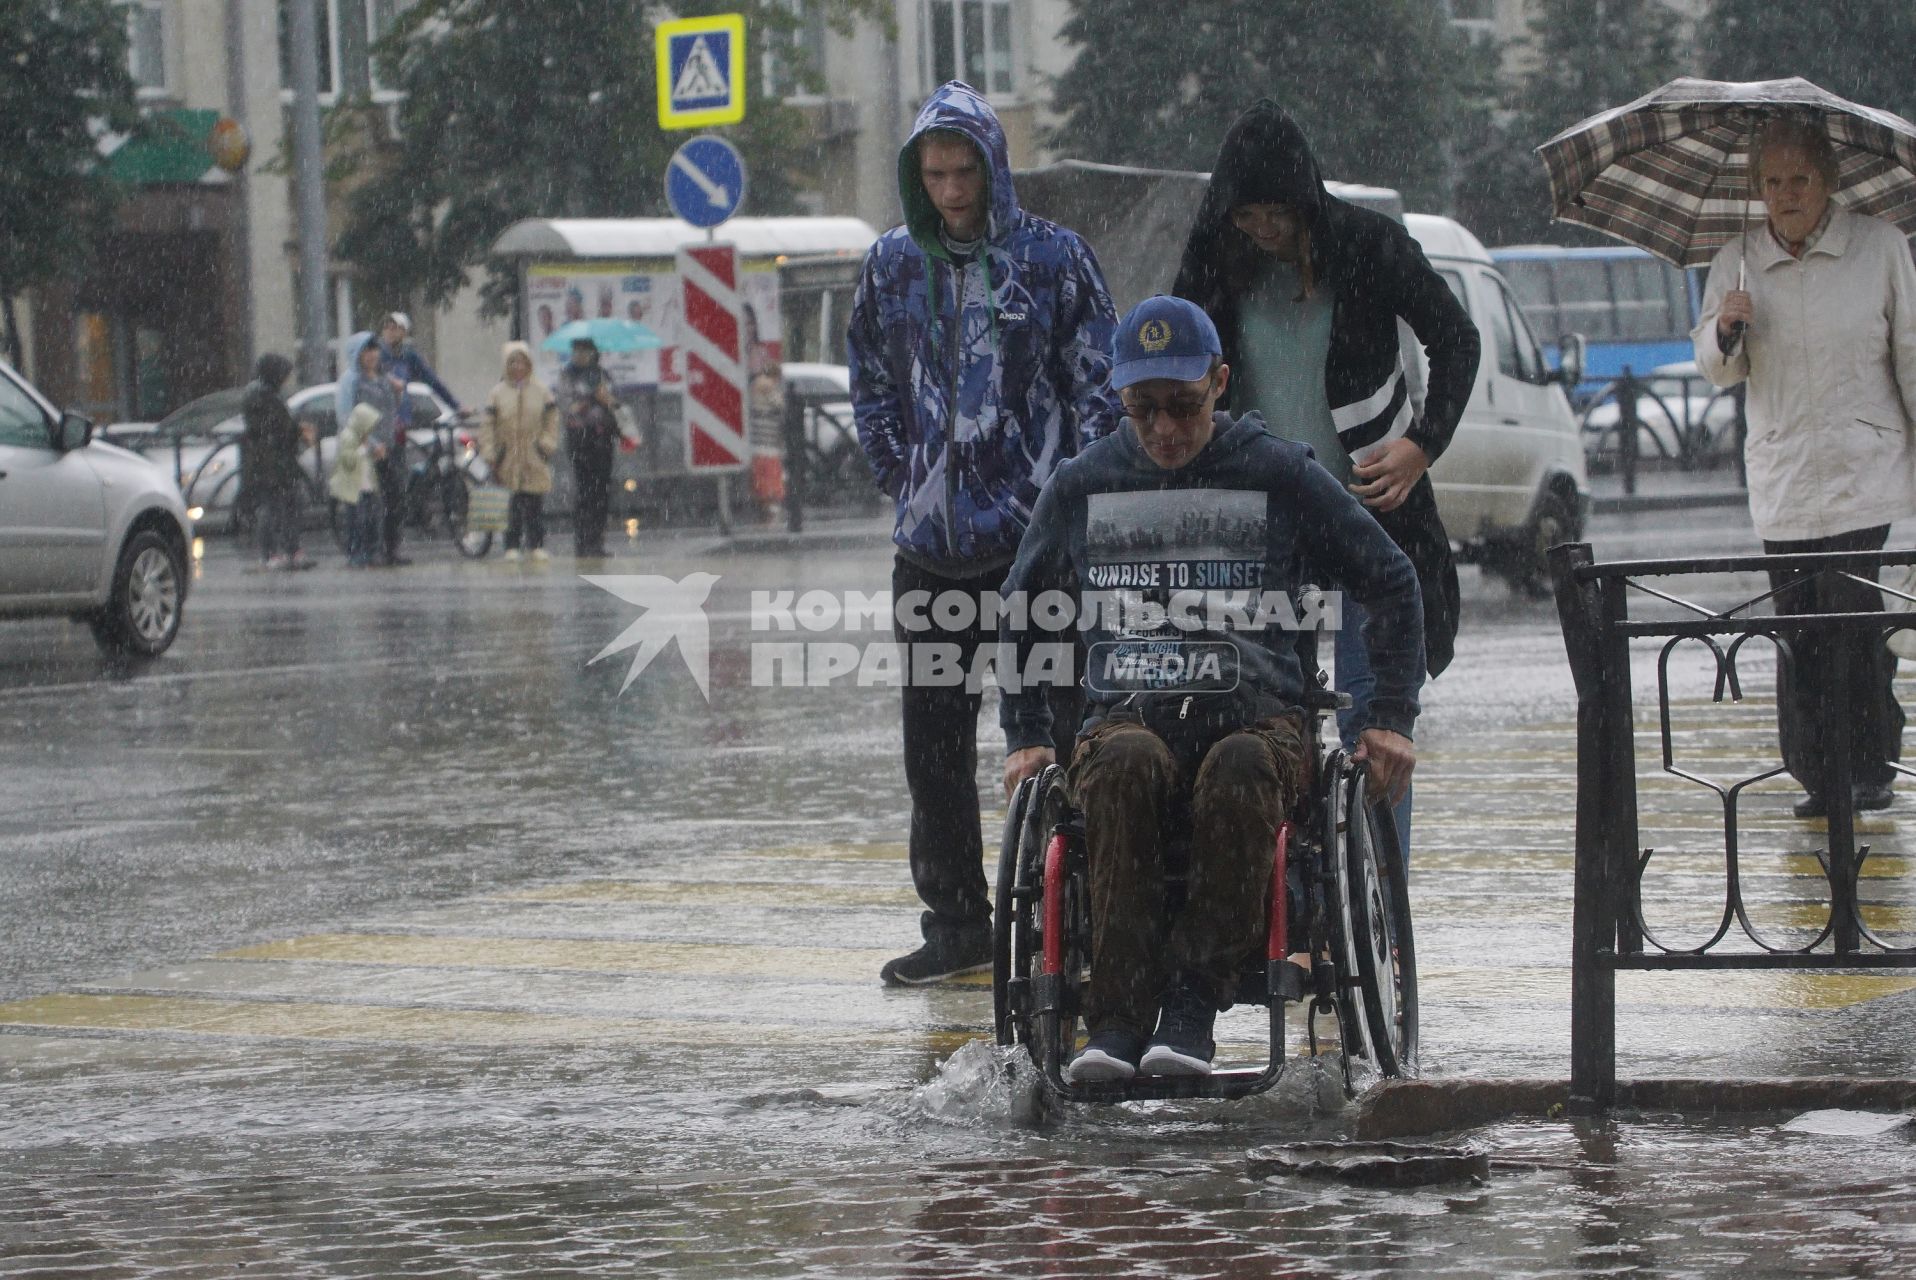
[
  {"xmin": 119, "ymin": 0, "xmax": 167, "ymax": 95},
  {"xmin": 1445, "ymin": 0, "xmax": 1496, "ymax": 42},
  {"xmin": 366, "ymin": 0, "xmax": 413, "ymax": 98},
  {"xmin": 762, "ymin": 0, "xmax": 828, "ymax": 101},
  {"xmin": 279, "ymin": 0, "xmax": 341, "ymax": 102},
  {"xmin": 925, "ymin": 0, "xmax": 1014, "ymax": 97}
]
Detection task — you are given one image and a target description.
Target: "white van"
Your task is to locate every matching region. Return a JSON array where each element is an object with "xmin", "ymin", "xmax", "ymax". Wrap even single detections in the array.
[{"xmin": 1405, "ymin": 214, "xmax": 1589, "ymax": 593}]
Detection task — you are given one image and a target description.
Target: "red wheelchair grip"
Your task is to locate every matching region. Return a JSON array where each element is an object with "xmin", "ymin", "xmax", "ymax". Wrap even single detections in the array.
[
  {"xmin": 1267, "ymin": 821, "xmax": 1292, "ymax": 961},
  {"xmin": 1041, "ymin": 832, "xmax": 1069, "ymax": 976}
]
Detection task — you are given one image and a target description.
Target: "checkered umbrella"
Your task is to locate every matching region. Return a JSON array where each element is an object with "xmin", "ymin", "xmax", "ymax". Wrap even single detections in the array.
[{"xmin": 1537, "ymin": 76, "xmax": 1916, "ymax": 268}]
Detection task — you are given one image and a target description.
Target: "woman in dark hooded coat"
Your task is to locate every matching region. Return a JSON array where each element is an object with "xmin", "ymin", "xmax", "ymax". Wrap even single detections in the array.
[
  {"xmin": 240, "ymin": 353, "xmax": 310, "ymax": 569},
  {"xmin": 1173, "ymin": 100, "xmax": 1481, "ymax": 861}
]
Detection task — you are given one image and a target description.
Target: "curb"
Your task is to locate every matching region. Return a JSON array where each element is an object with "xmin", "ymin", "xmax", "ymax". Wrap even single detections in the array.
[
  {"xmin": 1356, "ymin": 1076, "xmax": 1916, "ymax": 1139},
  {"xmin": 1590, "ymin": 488, "xmax": 1748, "ymax": 516}
]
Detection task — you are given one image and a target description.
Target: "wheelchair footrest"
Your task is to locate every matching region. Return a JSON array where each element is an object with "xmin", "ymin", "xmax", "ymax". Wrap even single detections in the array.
[{"xmin": 1267, "ymin": 959, "xmax": 1309, "ymax": 1004}]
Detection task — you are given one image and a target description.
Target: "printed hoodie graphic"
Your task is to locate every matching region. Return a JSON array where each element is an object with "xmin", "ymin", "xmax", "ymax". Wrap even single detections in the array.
[{"xmin": 849, "ymin": 80, "xmax": 1119, "ymax": 573}]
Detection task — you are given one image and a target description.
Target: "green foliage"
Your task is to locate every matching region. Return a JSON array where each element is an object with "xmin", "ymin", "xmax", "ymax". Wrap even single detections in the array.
[
  {"xmin": 336, "ymin": 0, "xmax": 880, "ymax": 320},
  {"xmin": 0, "ymin": 0, "xmax": 140, "ymax": 317},
  {"xmin": 1700, "ymin": 0, "xmax": 1916, "ymax": 126},
  {"xmin": 1456, "ymin": 0, "xmax": 1684, "ymax": 245},
  {"xmin": 1045, "ymin": 0, "xmax": 1497, "ymax": 213}
]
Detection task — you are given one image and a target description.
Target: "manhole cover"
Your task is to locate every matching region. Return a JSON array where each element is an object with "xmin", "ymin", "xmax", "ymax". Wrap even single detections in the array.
[{"xmin": 1248, "ymin": 1141, "xmax": 1490, "ymax": 1187}]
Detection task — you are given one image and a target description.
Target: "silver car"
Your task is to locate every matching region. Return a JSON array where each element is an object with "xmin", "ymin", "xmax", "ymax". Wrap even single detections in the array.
[{"xmin": 0, "ymin": 360, "xmax": 192, "ymax": 657}]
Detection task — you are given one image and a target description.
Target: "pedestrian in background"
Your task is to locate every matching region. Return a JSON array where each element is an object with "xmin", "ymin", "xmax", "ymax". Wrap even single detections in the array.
[
  {"xmin": 848, "ymin": 80, "xmax": 1118, "ymax": 986},
  {"xmin": 240, "ymin": 352, "xmax": 312, "ymax": 571},
  {"xmin": 343, "ymin": 332, "xmax": 410, "ymax": 567},
  {"xmin": 329, "ymin": 404, "xmax": 383, "ymax": 568},
  {"xmin": 554, "ymin": 337, "xmax": 619, "ymax": 558},
  {"xmin": 481, "ymin": 341, "xmax": 559, "ymax": 562},
  {"xmin": 1694, "ymin": 116, "xmax": 1916, "ymax": 818},
  {"xmin": 1172, "ymin": 99, "xmax": 1481, "ymax": 865}
]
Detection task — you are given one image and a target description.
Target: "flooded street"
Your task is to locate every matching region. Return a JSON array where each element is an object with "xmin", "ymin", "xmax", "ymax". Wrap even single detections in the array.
[{"xmin": 5, "ymin": 512, "xmax": 1916, "ymax": 1277}]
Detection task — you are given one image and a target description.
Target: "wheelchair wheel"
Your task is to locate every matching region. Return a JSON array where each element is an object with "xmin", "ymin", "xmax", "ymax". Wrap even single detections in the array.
[
  {"xmin": 1320, "ymin": 753, "xmax": 1371, "ymax": 1071},
  {"xmin": 993, "ymin": 764, "xmax": 1066, "ymax": 1050},
  {"xmin": 1342, "ymin": 771, "xmax": 1419, "ymax": 1076}
]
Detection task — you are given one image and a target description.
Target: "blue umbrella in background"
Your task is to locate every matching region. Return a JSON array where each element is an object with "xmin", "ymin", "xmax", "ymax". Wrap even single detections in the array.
[{"xmin": 540, "ymin": 318, "xmax": 665, "ymax": 354}]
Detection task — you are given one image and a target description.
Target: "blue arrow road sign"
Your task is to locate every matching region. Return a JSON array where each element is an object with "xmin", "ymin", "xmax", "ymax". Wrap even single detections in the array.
[{"xmin": 665, "ymin": 135, "xmax": 746, "ymax": 229}]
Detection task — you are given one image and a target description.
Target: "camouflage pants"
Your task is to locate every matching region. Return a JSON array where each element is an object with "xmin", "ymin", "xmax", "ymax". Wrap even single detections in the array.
[{"xmin": 1066, "ymin": 715, "xmax": 1307, "ymax": 1039}]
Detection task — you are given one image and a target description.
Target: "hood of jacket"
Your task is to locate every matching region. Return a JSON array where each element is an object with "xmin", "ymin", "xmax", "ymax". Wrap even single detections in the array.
[
  {"xmin": 1178, "ymin": 101, "xmax": 1331, "ymax": 311},
  {"xmin": 898, "ymin": 80, "xmax": 1020, "ymax": 258},
  {"xmin": 500, "ymin": 340, "xmax": 535, "ymax": 379},
  {"xmin": 1111, "ymin": 410, "xmax": 1272, "ymax": 478},
  {"xmin": 335, "ymin": 330, "xmax": 375, "ymax": 421}
]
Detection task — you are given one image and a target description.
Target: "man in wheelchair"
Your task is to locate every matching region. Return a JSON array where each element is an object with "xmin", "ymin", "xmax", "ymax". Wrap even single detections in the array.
[{"xmin": 998, "ymin": 295, "xmax": 1423, "ymax": 1084}]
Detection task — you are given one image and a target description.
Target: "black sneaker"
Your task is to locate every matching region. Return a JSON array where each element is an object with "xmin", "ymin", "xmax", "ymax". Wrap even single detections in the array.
[
  {"xmin": 1856, "ymin": 782, "xmax": 1896, "ymax": 812},
  {"xmin": 879, "ymin": 933, "xmax": 991, "ymax": 987},
  {"xmin": 1065, "ymin": 1029, "xmax": 1147, "ymax": 1083},
  {"xmin": 1140, "ymin": 974, "xmax": 1217, "ymax": 1076},
  {"xmin": 1793, "ymin": 792, "xmax": 1828, "ymax": 819}
]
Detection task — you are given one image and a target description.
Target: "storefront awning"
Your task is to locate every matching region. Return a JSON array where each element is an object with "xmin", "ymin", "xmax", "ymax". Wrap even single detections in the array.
[
  {"xmin": 491, "ymin": 216, "xmax": 878, "ymax": 260},
  {"xmin": 96, "ymin": 108, "xmax": 234, "ymax": 187}
]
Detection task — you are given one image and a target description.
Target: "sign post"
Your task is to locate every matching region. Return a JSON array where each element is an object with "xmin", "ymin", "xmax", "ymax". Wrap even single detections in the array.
[
  {"xmin": 656, "ymin": 14, "xmax": 745, "ymax": 131},
  {"xmin": 676, "ymin": 242, "xmax": 749, "ymax": 532}
]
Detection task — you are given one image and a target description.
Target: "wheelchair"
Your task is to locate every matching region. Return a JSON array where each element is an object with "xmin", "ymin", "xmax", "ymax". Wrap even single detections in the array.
[{"xmin": 990, "ymin": 677, "xmax": 1418, "ymax": 1105}]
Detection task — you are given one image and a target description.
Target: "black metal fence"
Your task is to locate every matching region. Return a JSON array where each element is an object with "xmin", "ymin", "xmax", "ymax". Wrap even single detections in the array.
[
  {"xmin": 1580, "ymin": 367, "xmax": 1747, "ymax": 495},
  {"xmin": 1551, "ymin": 541, "xmax": 1916, "ymax": 1107}
]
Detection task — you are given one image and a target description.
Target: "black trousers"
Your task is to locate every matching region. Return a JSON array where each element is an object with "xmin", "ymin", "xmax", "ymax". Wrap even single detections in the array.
[
  {"xmin": 893, "ymin": 553, "xmax": 1083, "ymax": 947},
  {"xmin": 255, "ymin": 485, "xmax": 302, "ymax": 560},
  {"xmin": 572, "ymin": 437, "xmax": 613, "ymax": 555},
  {"xmin": 504, "ymin": 492, "xmax": 546, "ymax": 551},
  {"xmin": 375, "ymin": 454, "xmax": 407, "ymax": 558},
  {"xmin": 1764, "ymin": 525, "xmax": 1904, "ymax": 795}
]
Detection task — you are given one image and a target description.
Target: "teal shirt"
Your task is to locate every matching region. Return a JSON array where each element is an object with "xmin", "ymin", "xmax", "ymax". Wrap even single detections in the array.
[{"xmin": 1231, "ymin": 262, "xmax": 1346, "ymax": 484}]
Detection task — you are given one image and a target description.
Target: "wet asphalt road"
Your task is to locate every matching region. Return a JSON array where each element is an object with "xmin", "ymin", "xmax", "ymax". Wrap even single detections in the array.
[{"xmin": 6, "ymin": 506, "xmax": 1916, "ymax": 1277}]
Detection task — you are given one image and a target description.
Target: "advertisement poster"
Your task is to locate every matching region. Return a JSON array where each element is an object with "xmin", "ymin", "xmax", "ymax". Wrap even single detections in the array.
[{"xmin": 526, "ymin": 262, "xmax": 782, "ymax": 391}]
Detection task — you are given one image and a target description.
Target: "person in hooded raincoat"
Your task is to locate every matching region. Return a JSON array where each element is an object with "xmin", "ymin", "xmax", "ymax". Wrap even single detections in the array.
[
  {"xmin": 1172, "ymin": 100, "xmax": 1480, "ymax": 864},
  {"xmin": 329, "ymin": 403, "xmax": 383, "ymax": 568},
  {"xmin": 240, "ymin": 353, "xmax": 310, "ymax": 570},
  {"xmin": 848, "ymin": 80, "xmax": 1119, "ymax": 986},
  {"xmin": 480, "ymin": 340, "xmax": 559, "ymax": 561}
]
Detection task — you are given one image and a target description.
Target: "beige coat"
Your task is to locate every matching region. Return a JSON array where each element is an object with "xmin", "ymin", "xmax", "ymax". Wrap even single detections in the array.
[
  {"xmin": 1693, "ymin": 208, "xmax": 1916, "ymax": 541},
  {"xmin": 481, "ymin": 360, "xmax": 560, "ymax": 495}
]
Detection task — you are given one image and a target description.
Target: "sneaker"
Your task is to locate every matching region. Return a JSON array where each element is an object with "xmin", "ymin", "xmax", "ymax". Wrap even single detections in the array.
[
  {"xmin": 1065, "ymin": 1029, "xmax": 1147, "ymax": 1083},
  {"xmin": 879, "ymin": 933, "xmax": 991, "ymax": 987},
  {"xmin": 1793, "ymin": 792, "xmax": 1828, "ymax": 819},
  {"xmin": 1856, "ymin": 781, "xmax": 1896, "ymax": 812},
  {"xmin": 502, "ymin": 549, "xmax": 521, "ymax": 562},
  {"xmin": 1140, "ymin": 974, "xmax": 1217, "ymax": 1077},
  {"xmin": 530, "ymin": 548, "xmax": 550, "ymax": 562}
]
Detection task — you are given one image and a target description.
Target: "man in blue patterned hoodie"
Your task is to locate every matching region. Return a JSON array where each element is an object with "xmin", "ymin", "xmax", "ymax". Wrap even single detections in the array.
[{"xmin": 850, "ymin": 80, "xmax": 1118, "ymax": 986}]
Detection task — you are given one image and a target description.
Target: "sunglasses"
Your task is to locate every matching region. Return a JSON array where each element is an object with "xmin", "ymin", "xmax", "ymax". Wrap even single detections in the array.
[{"xmin": 1120, "ymin": 374, "xmax": 1215, "ymax": 425}]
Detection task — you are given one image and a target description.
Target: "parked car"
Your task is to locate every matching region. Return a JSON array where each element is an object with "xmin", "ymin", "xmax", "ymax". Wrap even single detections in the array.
[
  {"xmin": 135, "ymin": 382, "xmax": 464, "ymax": 531},
  {"xmin": 0, "ymin": 360, "xmax": 192, "ymax": 657},
  {"xmin": 780, "ymin": 362, "xmax": 870, "ymax": 499},
  {"xmin": 1407, "ymin": 214, "xmax": 1591, "ymax": 593}
]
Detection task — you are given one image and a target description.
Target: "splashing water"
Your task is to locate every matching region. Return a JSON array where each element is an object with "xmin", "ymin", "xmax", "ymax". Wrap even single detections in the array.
[{"xmin": 910, "ymin": 1038, "xmax": 1050, "ymax": 1129}]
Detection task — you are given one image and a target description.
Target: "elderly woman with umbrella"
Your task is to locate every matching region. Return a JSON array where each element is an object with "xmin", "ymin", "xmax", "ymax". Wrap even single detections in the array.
[{"xmin": 1542, "ymin": 78, "xmax": 1916, "ymax": 818}]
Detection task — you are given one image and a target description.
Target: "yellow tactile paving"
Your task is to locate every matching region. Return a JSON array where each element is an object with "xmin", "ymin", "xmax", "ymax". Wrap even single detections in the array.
[
  {"xmin": 1419, "ymin": 966, "xmax": 1916, "ymax": 1010},
  {"xmin": 491, "ymin": 880, "xmax": 918, "ymax": 909},
  {"xmin": 219, "ymin": 933, "xmax": 891, "ymax": 982},
  {"xmin": 0, "ymin": 992, "xmax": 981, "ymax": 1051}
]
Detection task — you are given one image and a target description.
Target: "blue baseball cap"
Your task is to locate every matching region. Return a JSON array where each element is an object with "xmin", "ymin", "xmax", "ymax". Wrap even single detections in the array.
[{"xmin": 1111, "ymin": 295, "xmax": 1221, "ymax": 391}]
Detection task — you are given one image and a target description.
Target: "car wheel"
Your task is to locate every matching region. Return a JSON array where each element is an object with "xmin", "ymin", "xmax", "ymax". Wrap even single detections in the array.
[
  {"xmin": 1513, "ymin": 488, "xmax": 1580, "ymax": 598},
  {"xmin": 91, "ymin": 529, "xmax": 185, "ymax": 658}
]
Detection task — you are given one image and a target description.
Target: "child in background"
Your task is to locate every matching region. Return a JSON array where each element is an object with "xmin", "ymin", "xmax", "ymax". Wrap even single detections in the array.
[{"xmin": 330, "ymin": 404, "xmax": 385, "ymax": 568}]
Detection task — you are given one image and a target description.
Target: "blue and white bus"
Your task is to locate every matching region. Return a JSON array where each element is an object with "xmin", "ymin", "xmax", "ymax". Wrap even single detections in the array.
[{"xmin": 1490, "ymin": 245, "xmax": 1698, "ymax": 406}]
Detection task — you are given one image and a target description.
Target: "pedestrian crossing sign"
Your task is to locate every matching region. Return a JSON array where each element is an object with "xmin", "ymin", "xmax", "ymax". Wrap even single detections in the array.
[{"xmin": 656, "ymin": 13, "xmax": 746, "ymax": 130}]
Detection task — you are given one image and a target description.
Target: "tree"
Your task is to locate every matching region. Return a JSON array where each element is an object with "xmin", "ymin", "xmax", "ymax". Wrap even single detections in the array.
[
  {"xmin": 336, "ymin": 0, "xmax": 882, "ymax": 321},
  {"xmin": 0, "ymin": 0, "xmax": 140, "ymax": 367},
  {"xmin": 1044, "ymin": 0, "xmax": 1496, "ymax": 214},
  {"xmin": 1456, "ymin": 0, "xmax": 1685, "ymax": 246},
  {"xmin": 1699, "ymin": 0, "xmax": 1916, "ymax": 126}
]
